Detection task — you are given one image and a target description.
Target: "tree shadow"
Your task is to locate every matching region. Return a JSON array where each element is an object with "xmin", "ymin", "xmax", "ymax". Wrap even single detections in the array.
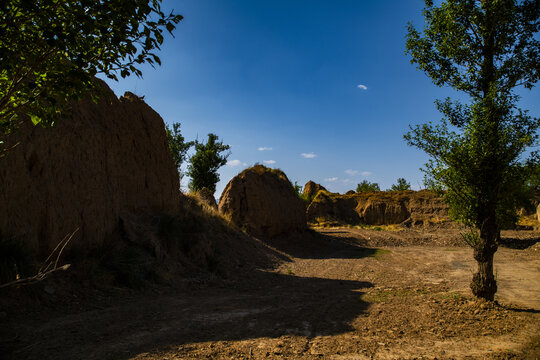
[
  {"xmin": 6, "ymin": 271, "xmax": 373, "ymax": 360},
  {"xmin": 498, "ymin": 236, "xmax": 539, "ymax": 250}
]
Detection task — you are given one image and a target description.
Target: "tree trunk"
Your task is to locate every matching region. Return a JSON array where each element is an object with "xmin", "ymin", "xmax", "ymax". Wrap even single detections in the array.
[{"xmin": 470, "ymin": 218, "xmax": 498, "ymax": 301}]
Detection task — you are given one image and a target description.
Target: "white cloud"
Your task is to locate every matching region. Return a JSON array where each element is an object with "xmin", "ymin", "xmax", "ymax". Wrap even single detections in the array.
[
  {"xmin": 325, "ymin": 177, "xmax": 339, "ymax": 182},
  {"xmin": 258, "ymin": 147, "xmax": 273, "ymax": 151},
  {"xmin": 344, "ymin": 169, "xmax": 358, "ymax": 176},
  {"xmin": 263, "ymin": 160, "xmax": 276, "ymax": 165},
  {"xmin": 300, "ymin": 152, "xmax": 317, "ymax": 159},
  {"xmin": 341, "ymin": 179, "xmax": 355, "ymax": 184},
  {"xmin": 357, "ymin": 84, "xmax": 368, "ymax": 90},
  {"xmin": 227, "ymin": 159, "xmax": 246, "ymax": 167},
  {"xmin": 360, "ymin": 171, "xmax": 372, "ymax": 177}
]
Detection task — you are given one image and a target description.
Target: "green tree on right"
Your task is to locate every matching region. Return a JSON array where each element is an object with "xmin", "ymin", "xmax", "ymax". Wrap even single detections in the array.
[
  {"xmin": 389, "ymin": 178, "xmax": 411, "ymax": 192},
  {"xmin": 405, "ymin": 0, "xmax": 539, "ymax": 300}
]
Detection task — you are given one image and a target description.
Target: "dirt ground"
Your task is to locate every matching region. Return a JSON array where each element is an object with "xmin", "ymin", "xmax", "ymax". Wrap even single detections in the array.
[{"xmin": 2, "ymin": 227, "xmax": 539, "ymax": 360}]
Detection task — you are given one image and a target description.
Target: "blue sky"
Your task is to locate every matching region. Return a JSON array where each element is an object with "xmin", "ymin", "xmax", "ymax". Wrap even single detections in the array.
[{"xmin": 104, "ymin": 0, "xmax": 539, "ymax": 198}]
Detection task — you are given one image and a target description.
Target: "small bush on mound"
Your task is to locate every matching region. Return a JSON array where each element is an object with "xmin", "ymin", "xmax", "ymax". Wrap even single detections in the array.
[{"xmin": 292, "ymin": 181, "xmax": 315, "ymax": 205}]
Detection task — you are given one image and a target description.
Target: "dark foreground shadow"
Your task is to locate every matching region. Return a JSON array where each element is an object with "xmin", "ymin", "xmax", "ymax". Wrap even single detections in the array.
[
  {"xmin": 260, "ymin": 229, "xmax": 381, "ymax": 260},
  {"xmin": 5, "ymin": 270, "xmax": 373, "ymax": 360}
]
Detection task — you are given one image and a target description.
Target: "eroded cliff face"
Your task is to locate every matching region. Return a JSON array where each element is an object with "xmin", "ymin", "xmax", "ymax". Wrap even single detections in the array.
[
  {"xmin": 307, "ymin": 190, "xmax": 450, "ymax": 227},
  {"xmin": 219, "ymin": 165, "xmax": 307, "ymax": 237},
  {"xmin": 0, "ymin": 82, "xmax": 181, "ymax": 257}
]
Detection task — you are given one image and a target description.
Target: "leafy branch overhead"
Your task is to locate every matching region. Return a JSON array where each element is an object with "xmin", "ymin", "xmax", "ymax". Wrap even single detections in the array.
[{"xmin": 0, "ymin": 0, "xmax": 183, "ymax": 134}]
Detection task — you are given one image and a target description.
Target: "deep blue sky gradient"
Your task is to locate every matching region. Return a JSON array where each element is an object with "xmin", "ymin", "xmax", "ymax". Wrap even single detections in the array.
[{"xmin": 104, "ymin": 0, "xmax": 540, "ymax": 197}]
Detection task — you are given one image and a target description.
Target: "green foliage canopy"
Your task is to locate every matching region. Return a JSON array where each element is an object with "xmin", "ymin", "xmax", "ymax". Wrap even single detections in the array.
[
  {"xmin": 405, "ymin": 0, "xmax": 539, "ymax": 229},
  {"xmin": 356, "ymin": 180, "xmax": 381, "ymax": 193},
  {"xmin": 165, "ymin": 122, "xmax": 193, "ymax": 181},
  {"xmin": 0, "ymin": 0, "xmax": 182, "ymax": 136},
  {"xmin": 187, "ymin": 134, "xmax": 230, "ymax": 194},
  {"xmin": 389, "ymin": 178, "xmax": 411, "ymax": 191}
]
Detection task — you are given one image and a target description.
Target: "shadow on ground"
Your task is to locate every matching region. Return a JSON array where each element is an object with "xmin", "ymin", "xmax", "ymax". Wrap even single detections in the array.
[
  {"xmin": 260, "ymin": 229, "xmax": 379, "ymax": 260},
  {"xmin": 498, "ymin": 236, "xmax": 539, "ymax": 250},
  {"xmin": 6, "ymin": 271, "xmax": 373, "ymax": 360},
  {"xmin": 4, "ymin": 230, "xmax": 378, "ymax": 360}
]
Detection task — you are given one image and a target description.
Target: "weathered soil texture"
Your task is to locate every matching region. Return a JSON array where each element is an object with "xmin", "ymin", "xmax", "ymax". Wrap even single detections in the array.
[
  {"xmin": 307, "ymin": 190, "xmax": 450, "ymax": 227},
  {"xmin": 302, "ymin": 181, "xmax": 327, "ymax": 199},
  {"xmin": 219, "ymin": 165, "xmax": 307, "ymax": 237},
  {"xmin": 0, "ymin": 82, "xmax": 181, "ymax": 256},
  {"xmin": 2, "ymin": 227, "xmax": 539, "ymax": 359}
]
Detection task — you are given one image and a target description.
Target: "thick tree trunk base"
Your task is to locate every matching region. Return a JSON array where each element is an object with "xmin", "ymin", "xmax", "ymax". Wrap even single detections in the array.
[
  {"xmin": 470, "ymin": 264, "xmax": 497, "ymax": 301},
  {"xmin": 471, "ymin": 237, "xmax": 498, "ymax": 301}
]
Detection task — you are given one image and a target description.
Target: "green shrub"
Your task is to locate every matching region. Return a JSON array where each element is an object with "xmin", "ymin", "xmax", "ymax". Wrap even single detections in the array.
[
  {"xmin": 389, "ymin": 178, "xmax": 411, "ymax": 191},
  {"xmin": 356, "ymin": 180, "xmax": 380, "ymax": 193}
]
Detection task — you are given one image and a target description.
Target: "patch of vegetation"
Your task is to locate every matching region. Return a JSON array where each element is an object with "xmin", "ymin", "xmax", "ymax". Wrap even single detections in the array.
[
  {"xmin": 0, "ymin": 0, "xmax": 182, "ymax": 139},
  {"xmin": 292, "ymin": 181, "xmax": 314, "ymax": 205},
  {"xmin": 165, "ymin": 122, "xmax": 193, "ymax": 182},
  {"xmin": 187, "ymin": 133, "xmax": 230, "ymax": 194},
  {"xmin": 250, "ymin": 164, "xmax": 289, "ymax": 182},
  {"xmin": 437, "ymin": 292, "xmax": 464, "ymax": 301},
  {"xmin": 356, "ymin": 180, "xmax": 380, "ymax": 193},
  {"xmin": 369, "ymin": 248, "xmax": 391, "ymax": 260},
  {"xmin": 516, "ymin": 214, "xmax": 538, "ymax": 228},
  {"xmin": 389, "ymin": 178, "xmax": 411, "ymax": 191},
  {"xmin": 75, "ymin": 194, "xmax": 233, "ymax": 289}
]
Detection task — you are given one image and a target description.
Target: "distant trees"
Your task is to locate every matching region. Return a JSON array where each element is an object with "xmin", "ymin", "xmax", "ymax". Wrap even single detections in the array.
[
  {"xmin": 165, "ymin": 122, "xmax": 193, "ymax": 181},
  {"xmin": 356, "ymin": 180, "xmax": 380, "ymax": 193},
  {"xmin": 405, "ymin": 0, "xmax": 539, "ymax": 300},
  {"xmin": 187, "ymin": 134, "xmax": 230, "ymax": 194},
  {"xmin": 165, "ymin": 126, "xmax": 230, "ymax": 194},
  {"xmin": 389, "ymin": 178, "xmax": 411, "ymax": 191},
  {"xmin": 0, "ymin": 0, "xmax": 182, "ymax": 141}
]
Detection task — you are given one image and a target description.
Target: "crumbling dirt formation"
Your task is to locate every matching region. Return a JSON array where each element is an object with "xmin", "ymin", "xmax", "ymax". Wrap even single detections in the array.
[
  {"xmin": 307, "ymin": 190, "xmax": 450, "ymax": 226},
  {"xmin": 0, "ymin": 81, "xmax": 181, "ymax": 257},
  {"xmin": 302, "ymin": 180, "xmax": 326, "ymax": 199},
  {"xmin": 219, "ymin": 165, "xmax": 307, "ymax": 237}
]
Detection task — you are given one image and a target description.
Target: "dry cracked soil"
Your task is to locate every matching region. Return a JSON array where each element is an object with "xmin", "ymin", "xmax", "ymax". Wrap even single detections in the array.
[{"xmin": 2, "ymin": 227, "xmax": 539, "ymax": 359}]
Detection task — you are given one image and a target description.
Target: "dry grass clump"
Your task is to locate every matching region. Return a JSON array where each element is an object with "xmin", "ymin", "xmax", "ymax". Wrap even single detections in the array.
[
  {"xmin": 242, "ymin": 164, "xmax": 290, "ymax": 183},
  {"xmin": 516, "ymin": 214, "xmax": 538, "ymax": 229}
]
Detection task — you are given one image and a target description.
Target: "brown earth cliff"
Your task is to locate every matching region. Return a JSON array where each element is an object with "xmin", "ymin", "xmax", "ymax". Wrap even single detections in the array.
[
  {"xmin": 0, "ymin": 81, "xmax": 181, "ymax": 257},
  {"xmin": 219, "ymin": 165, "xmax": 307, "ymax": 237},
  {"xmin": 302, "ymin": 181, "xmax": 327, "ymax": 199},
  {"xmin": 307, "ymin": 190, "xmax": 450, "ymax": 227}
]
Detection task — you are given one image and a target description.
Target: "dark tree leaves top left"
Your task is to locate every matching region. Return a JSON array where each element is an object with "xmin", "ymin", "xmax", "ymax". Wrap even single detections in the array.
[{"xmin": 0, "ymin": 0, "xmax": 182, "ymax": 137}]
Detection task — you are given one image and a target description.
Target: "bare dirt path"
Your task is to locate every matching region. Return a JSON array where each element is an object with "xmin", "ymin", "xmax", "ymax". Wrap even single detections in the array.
[{"xmin": 3, "ymin": 228, "xmax": 539, "ymax": 359}]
